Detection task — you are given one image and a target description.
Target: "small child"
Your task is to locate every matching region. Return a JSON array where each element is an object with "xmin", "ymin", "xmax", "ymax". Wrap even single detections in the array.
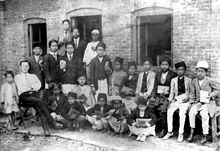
[
  {"xmin": 188, "ymin": 61, "xmax": 218, "ymax": 144},
  {"xmin": 127, "ymin": 97, "xmax": 157, "ymax": 142},
  {"xmin": 66, "ymin": 92, "xmax": 87, "ymax": 132},
  {"xmin": 77, "ymin": 71, "xmax": 95, "ymax": 108},
  {"xmin": 120, "ymin": 61, "xmax": 139, "ymax": 114},
  {"xmin": 47, "ymin": 83, "xmax": 70, "ymax": 129},
  {"xmin": 0, "ymin": 71, "xmax": 19, "ymax": 130},
  {"xmin": 87, "ymin": 93, "xmax": 112, "ymax": 132},
  {"xmin": 108, "ymin": 99, "xmax": 129, "ymax": 136}
]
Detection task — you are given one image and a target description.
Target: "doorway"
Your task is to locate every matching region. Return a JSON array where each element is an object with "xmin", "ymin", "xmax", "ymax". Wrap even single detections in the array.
[
  {"xmin": 137, "ymin": 14, "xmax": 172, "ymax": 66},
  {"xmin": 28, "ymin": 23, "xmax": 47, "ymax": 56},
  {"xmin": 71, "ymin": 15, "xmax": 102, "ymax": 42}
]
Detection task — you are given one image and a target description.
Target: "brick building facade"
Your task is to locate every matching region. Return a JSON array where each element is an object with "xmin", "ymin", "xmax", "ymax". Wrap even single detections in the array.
[{"xmin": 0, "ymin": 0, "xmax": 219, "ymax": 84}]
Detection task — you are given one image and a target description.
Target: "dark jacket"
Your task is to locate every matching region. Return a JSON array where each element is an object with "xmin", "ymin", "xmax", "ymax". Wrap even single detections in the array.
[
  {"xmin": 60, "ymin": 53, "xmax": 83, "ymax": 84},
  {"xmin": 120, "ymin": 74, "xmax": 139, "ymax": 97},
  {"xmin": 43, "ymin": 53, "xmax": 63, "ymax": 83},
  {"xmin": 90, "ymin": 55, "xmax": 112, "ymax": 90},
  {"xmin": 151, "ymin": 70, "xmax": 177, "ymax": 98},
  {"xmin": 127, "ymin": 108, "xmax": 157, "ymax": 126},
  {"xmin": 111, "ymin": 107, "xmax": 129, "ymax": 120},
  {"xmin": 65, "ymin": 101, "xmax": 87, "ymax": 118},
  {"xmin": 47, "ymin": 94, "xmax": 70, "ymax": 120},
  {"xmin": 28, "ymin": 56, "xmax": 45, "ymax": 89},
  {"xmin": 87, "ymin": 104, "xmax": 112, "ymax": 117},
  {"xmin": 74, "ymin": 38, "xmax": 87, "ymax": 60}
]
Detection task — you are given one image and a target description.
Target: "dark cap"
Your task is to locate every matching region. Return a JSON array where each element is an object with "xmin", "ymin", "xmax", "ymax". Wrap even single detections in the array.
[
  {"xmin": 114, "ymin": 57, "xmax": 124, "ymax": 65},
  {"xmin": 175, "ymin": 61, "xmax": 186, "ymax": 70},
  {"xmin": 67, "ymin": 92, "xmax": 77, "ymax": 99},
  {"xmin": 128, "ymin": 61, "xmax": 137, "ymax": 69},
  {"xmin": 32, "ymin": 42, "xmax": 42, "ymax": 49},
  {"xmin": 97, "ymin": 93, "xmax": 107, "ymax": 102},
  {"xmin": 77, "ymin": 70, "xmax": 86, "ymax": 79},
  {"xmin": 96, "ymin": 42, "xmax": 106, "ymax": 50},
  {"xmin": 78, "ymin": 94, "xmax": 87, "ymax": 101}
]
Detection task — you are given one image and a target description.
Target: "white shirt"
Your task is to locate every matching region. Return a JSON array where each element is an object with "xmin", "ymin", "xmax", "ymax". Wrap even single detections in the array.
[
  {"xmin": 199, "ymin": 79, "xmax": 204, "ymax": 87},
  {"xmin": 74, "ymin": 37, "xmax": 79, "ymax": 48},
  {"xmin": 49, "ymin": 51, "xmax": 58, "ymax": 59},
  {"xmin": 67, "ymin": 53, "xmax": 73, "ymax": 61},
  {"xmin": 83, "ymin": 41, "xmax": 99, "ymax": 65},
  {"xmin": 98, "ymin": 57, "xmax": 103, "ymax": 62},
  {"xmin": 14, "ymin": 73, "xmax": 41, "ymax": 95},
  {"xmin": 162, "ymin": 71, "xmax": 168, "ymax": 80},
  {"xmin": 34, "ymin": 55, "xmax": 40, "ymax": 62}
]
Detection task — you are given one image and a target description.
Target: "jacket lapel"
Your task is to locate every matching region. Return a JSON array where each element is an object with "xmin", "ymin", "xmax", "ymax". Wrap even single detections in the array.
[{"xmin": 200, "ymin": 77, "xmax": 209, "ymax": 90}]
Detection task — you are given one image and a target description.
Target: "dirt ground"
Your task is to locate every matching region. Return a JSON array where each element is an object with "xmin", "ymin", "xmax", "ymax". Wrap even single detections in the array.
[{"xmin": 0, "ymin": 114, "xmax": 219, "ymax": 151}]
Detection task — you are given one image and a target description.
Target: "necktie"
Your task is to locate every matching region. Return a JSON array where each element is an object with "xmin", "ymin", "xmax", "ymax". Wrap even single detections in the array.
[
  {"xmin": 69, "ymin": 55, "xmax": 72, "ymax": 61},
  {"xmin": 75, "ymin": 39, "xmax": 78, "ymax": 48}
]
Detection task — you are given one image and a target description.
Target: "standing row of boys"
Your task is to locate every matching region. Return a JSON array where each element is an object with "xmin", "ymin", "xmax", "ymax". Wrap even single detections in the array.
[{"xmin": 0, "ymin": 19, "xmax": 218, "ymax": 144}]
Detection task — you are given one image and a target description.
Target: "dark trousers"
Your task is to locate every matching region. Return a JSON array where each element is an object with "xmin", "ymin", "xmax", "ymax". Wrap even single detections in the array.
[
  {"xmin": 20, "ymin": 92, "xmax": 54, "ymax": 127},
  {"xmin": 148, "ymin": 95, "xmax": 169, "ymax": 131}
]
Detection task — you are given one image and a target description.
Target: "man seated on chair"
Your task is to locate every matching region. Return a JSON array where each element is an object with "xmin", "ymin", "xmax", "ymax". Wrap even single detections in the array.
[{"xmin": 14, "ymin": 60, "xmax": 61, "ymax": 136}]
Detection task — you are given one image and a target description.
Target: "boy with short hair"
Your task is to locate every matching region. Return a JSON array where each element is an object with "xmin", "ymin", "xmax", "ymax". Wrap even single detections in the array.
[
  {"xmin": 87, "ymin": 93, "xmax": 112, "ymax": 132},
  {"xmin": 127, "ymin": 97, "xmax": 157, "ymax": 142},
  {"xmin": 136, "ymin": 57, "xmax": 156, "ymax": 100},
  {"xmin": 148, "ymin": 56, "xmax": 177, "ymax": 138},
  {"xmin": 163, "ymin": 61, "xmax": 192, "ymax": 142},
  {"xmin": 187, "ymin": 61, "xmax": 218, "ymax": 144}
]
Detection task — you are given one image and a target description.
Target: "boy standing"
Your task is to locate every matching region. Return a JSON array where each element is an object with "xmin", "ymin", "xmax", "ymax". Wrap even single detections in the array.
[
  {"xmin": 163, "ymin": 61, "xmax": 192, "ymax": 142},
  {"xmin": 148, "ymin": 56, "xmax": 177, "ymax": 138},
  {"xmin": 90, "ymin": 42, "xmax": 112, "ymax": 99},
  {"xmin": 187, "ymin": 61, "xmax": 218, "ymax": 144},
  {"xmin": 43, "ymin": 39, "xmax": 65, "ymax": 89},
  {"xmin": 59, "ymin": 42, "xmax": 83, "ymax": 94},
  {"xmin": 58, "ymin": 19, "xmax": 73, "ymax": 56}
]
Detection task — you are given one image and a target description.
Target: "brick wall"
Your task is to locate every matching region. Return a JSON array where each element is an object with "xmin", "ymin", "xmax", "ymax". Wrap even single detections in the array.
[{"xmin": 0, "ymin": 0, "xmax": 220, "ymax": 84}]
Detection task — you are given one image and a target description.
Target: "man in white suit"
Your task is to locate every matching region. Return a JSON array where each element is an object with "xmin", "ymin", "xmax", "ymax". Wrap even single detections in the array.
[{"xmin": 163, "ymin": 61, "xmax": 192, "ymax": 142}]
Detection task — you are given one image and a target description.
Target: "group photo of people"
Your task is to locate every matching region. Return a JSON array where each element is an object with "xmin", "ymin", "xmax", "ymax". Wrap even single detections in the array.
[{"xmin": 0, "ymin": 18, "xmax": 219, "ymax": 147}]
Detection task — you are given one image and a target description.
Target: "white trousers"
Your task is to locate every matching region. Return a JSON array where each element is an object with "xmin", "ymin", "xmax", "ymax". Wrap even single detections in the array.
[
  {"xmin": 95, "ymin": 79, "xmax": 108, "ymax": 100},
  {"xmin": 167, "ymin": 101, "xmax": 189, "ymax": 134},
  {"xmin": 189, "ymin": 103, "xmax": 209, "ymax": 135},
  {"xmin": 128, "ymin": 125, "xmax": 156, "ymax": 136}
]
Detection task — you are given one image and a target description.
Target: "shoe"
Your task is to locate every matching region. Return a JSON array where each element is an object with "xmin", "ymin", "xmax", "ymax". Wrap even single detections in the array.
[
  {"xmin": 118, "ymin": 132, "xmax": 123, "ymax": 137},
  {"xmin": 177, "ymin": 134, "xmax": 184, "ymax": 143},
  {"xmin": 158, "ymin": 129, "xmax": 166, "ymax": 138},
  {"xmin": 140, "ymin": 134, "xmax": 146, "ymax": 142},
  {"xmin": 136, "ymin": 134, "xmax": 141, "ymax": 141},
  {"xmin": 200, "ymin": 135, "xmax": 208, "ymax": 144},
  {"xmin": 43, "ymin": 124, "xmax": 51, "ymax": 136},
  {"xmin": 163, "ymin": 132, "xmax": 173, "ymax": 140},
  {"xmin": 187, "ymin": 133, "xmax": 193, "ymax": 142},
  {"xmin": 53, "ymin": 122, "xmax": 64, "ymax": 129}
]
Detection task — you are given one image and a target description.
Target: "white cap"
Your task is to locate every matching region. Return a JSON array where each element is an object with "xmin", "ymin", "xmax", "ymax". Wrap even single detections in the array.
[
  {"xmin": 196, "ymin": 61, "xmax": 209, "ymax": 69},
  {"xmin": 91, "ymin": 29, "xmax": 100, "ymax": 35}
]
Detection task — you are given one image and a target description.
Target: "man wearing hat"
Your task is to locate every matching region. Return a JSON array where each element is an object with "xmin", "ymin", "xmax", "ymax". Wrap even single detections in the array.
[
  {"xmin": 163, "ymin": 61, "xmax": 192, "ymax": 142},
  {"xmin": 109, "ymin": 57, "xmax": 127, "ymax": 96},
  {"xmin": 83, "ymin": 29, "xmax": 101, "ymax": 83},
  {"xmin": 120, "ymin": 61, "xmax": 139, "ymax": 113},
  {"xmin": 187, "ymin": 61, "xmax": 218, "ymax": 144},
  {"xmin": 136, "ymin": 57, "xmax": 156, "ymax": 100},
  {"xmin": 28, "ymin": 42, "xmax": 45, "ymax": 90}
]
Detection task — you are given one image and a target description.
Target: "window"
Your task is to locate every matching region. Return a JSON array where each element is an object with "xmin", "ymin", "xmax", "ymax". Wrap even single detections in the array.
[
  {"xmin": 136, "ymin": 14, "xmax": 172, "ymax": 66},
  {"xmin": 28, "ymin": 23, "xmax": 47, "ymax": 56},
  {"xmin": 71, "ymin": 15, "xmax": 102, "ymax": 42}
]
